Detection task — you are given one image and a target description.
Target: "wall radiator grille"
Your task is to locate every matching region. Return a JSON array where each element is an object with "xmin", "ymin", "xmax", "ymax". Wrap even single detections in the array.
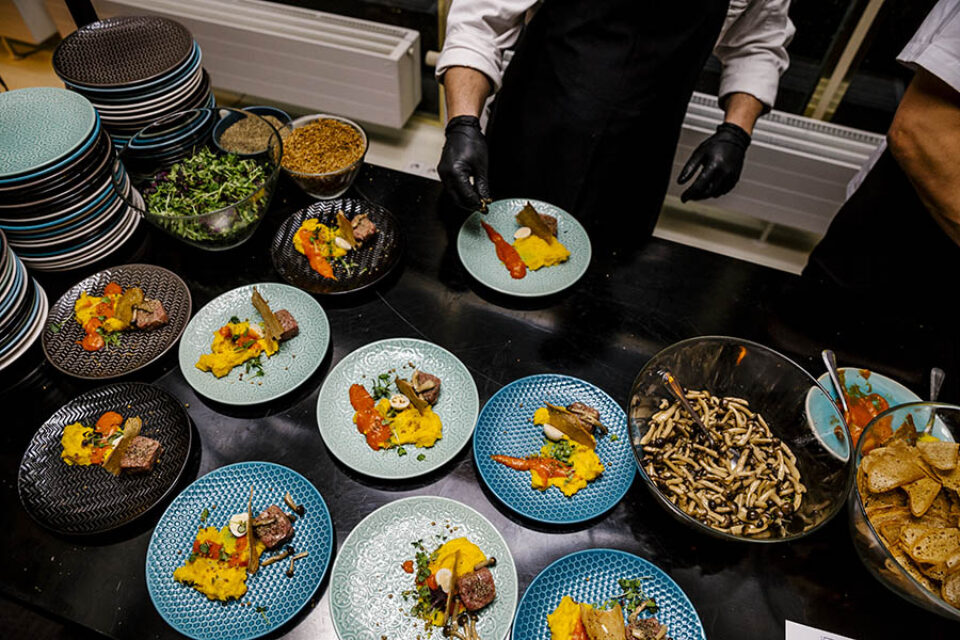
[{"xmin": 46, "ymin": 0, "xmax": 422, "ymax": 128}]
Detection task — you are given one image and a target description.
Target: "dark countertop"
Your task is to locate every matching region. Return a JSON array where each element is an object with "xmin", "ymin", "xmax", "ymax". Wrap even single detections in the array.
[{"xmin": 1, "ymin": 164, "xmax": 957, "ymax": 639}]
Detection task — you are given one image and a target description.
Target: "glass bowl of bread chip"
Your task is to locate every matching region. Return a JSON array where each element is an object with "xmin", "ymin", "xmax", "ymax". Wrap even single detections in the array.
[{"xmin": 850, "ymin": 401, "xmax": 960, "ymax": 620}]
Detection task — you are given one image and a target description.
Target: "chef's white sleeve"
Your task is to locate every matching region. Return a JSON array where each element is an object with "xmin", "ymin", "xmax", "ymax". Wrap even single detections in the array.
[
  {"xmin": 897, "ymin": 0, "xmax": 960, "ymax": 93},
  {"xmin": 714, "ymin": 0, "xmax": 796, "ymax": 110},
  {"xmin": 436, "ymin": 0, "xmax": 538, "ymax": 92}
]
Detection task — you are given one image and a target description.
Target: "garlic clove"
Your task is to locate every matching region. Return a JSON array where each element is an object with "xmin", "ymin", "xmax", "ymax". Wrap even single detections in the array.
[
  {"xmin": 229, "ymin": 513, "xmax": 249, "ymax": 538},
  {"xmin": 543, "ymin": 424, "xmax": 564, "ymax": 441},
  {"xmin": 389, "ymin": 394, "xmax": 411, "ymax": 410},
  {"xmin": 513, "ymin": 226, "xmax": 532, "ymax": 240},
  {"xmin": 334, "ymin": 236, "xmax": 352, "ymax": 251},
  {"xmin": 435, "ymin": 567, "xmax": 453, "ymax": 593}
]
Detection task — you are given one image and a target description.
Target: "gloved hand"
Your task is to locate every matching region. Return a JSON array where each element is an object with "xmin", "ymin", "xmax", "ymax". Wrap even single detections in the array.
[
  {"xmin": 677, "ymin": 122, "xmax": 751, "ymax": 202},
  {"xmin": 437, "ymin": 115, "xmax": 492, "ymax": 211}
]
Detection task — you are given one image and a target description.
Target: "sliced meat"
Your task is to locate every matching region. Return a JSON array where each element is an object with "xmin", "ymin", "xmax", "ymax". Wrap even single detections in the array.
[
  {"xmin": 132, "ymin": 298, "xmax": 168, "ymax": 331},
  {"xmin": 253, "ymin": 504, "xmax": 294, "ymax": 549},
  {"xmin": 458, "ymin": 567, "xmax": 496, "ymax": 611},
  {"xmin": 538, "ymin": 213, "xmax": 558, "ymax": 237},
  {"xmin": 274, "ymin": 309, "xmax": 299, "ymax": 341},
  {"xmin": 350, "ymin": 214, "xmax": 378, "ymax": 244},
  {"xmin": 412, "ymin": 369, "xmax": 441, "ymax": 406},
  {"xmin": 119, "ymin": 436, "xmax": 162, "ymax": 473},
  {"xmin": 627, "ymin": 616, "xmax": 667, "ymax": 640}
]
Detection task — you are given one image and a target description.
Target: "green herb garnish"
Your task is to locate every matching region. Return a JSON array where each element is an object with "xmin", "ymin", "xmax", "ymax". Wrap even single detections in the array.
[
  {"xmin": 48, "ymin": 321, "xmax": 63, "ymax": 333},
  {"xmin": 372, "ymin": 372, "xmax": 392, "ymax": 400},
  {"xmin": 200, "ymin": 508, "xmax": 210, "ymax": 523},
  {"xmin": 610, "ymin": 434, "xmax": 620, "ymax": 442},
  {"xmin": 544, "ymin": 438, "xmax": 574, "ymax": 464},
  {"xmin": 397, "ymin": 447, "xmax": 407, "ymax": 457},
  {"xmin": 417, "ymin": 453, "xmax": 426, "ymax": 461},
  {"xmin": 245, "ymin": 354, "xmax": 265, "ymax": 377},
  {"xmin": 255, "ymin": 606, "xmax": 269, "ymax": 623},
  {"xmin": 229, "ymin": 316, "xmax": 241, "ymax": 324}
]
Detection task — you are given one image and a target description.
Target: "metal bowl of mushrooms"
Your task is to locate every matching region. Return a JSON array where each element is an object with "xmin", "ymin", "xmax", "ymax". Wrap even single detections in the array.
[{"xmin": 628, "ymin": 336, "xmax": 854, "ymax": 542}]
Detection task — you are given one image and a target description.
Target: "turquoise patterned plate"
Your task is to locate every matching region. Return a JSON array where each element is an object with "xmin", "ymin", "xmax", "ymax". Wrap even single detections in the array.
[
  {"xmin": 0, "ymin": 88, "xmax": 97, "ymax": 179},
  {"xmin": 805, "ymin": 368, "xmax": 929, "ymax": 460},
  {"xmin": 146, "ymin": 462, "xmax": 333, "ymax": 640},
  {"xmin": 456, "ymin": 198, "xmax": 591, "ymax": 297},
  {"xmin": 315, "ymin": 337, "xmax": 479, "ymax": 479},
  {"xmin": 512, "ymin": 548, "xmax": 706, "ymax": 640},
  {"xmin": 473, "ymin": 374, "xmax": 636, "ymax": 524},
  {"xmin": 329, "ymin": 496, "xmax": 518, "ymax": 640},
  {"xmin": 178, "ymin": 283, "xmax": 329, "ymax": 405}
]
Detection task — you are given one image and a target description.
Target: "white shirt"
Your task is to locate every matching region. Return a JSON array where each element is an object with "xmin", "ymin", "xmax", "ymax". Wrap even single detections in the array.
[
  {"xmin": 437, "ymin": 0, "xmax": 795, "ymax": 108},
  {"xmin": 897, "ymin": 0, "xmax": 960, "ymax": 93},
  {"xmin": 847, "ymin": 0, "xmax": 960, "ymax": 198}
]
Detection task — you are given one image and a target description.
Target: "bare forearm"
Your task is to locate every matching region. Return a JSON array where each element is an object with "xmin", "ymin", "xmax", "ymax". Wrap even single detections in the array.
[
  {"xmin": 443, "ymin": 66, "xmax": 493, "ymax": 119},
  {"xmin": 722, "ymin": 92, "xmax": 765, "ymax": 135},
  {"xmin": 888, "ymin": 70, "xmax": 960, "ymax": 246}
]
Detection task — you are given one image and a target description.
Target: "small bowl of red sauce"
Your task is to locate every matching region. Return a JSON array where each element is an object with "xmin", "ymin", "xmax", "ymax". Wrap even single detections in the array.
[{"xmin": 806, "ymin": 367, "xmax": 923, "ymax": 460}]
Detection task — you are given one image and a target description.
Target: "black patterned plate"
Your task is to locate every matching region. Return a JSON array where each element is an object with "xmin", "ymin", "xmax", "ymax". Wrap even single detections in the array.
[
  {"xmin": 271, "ymin": 197, "xmax": 404, "ymax": 294},
  {"xmin": 18, "ymin": 382, "xmax": 192, "ymax": 535},
  {"xmin": 42, "ymin": 264, "xmax": 192, "ymax": 379},
  {"xmin": 53, "ymin": 16, "xmax": 193, "ymax": 88}
]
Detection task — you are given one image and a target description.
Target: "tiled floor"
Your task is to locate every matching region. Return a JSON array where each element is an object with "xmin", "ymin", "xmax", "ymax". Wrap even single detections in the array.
[{"xmin": 1, "ymin": 42, "xmax": 820, "ymax": 274}]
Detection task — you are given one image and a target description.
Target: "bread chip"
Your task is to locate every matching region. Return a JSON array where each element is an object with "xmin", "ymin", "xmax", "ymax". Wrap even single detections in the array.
[
  {"xmin": 922, "ymin": 562, "xmax": 949, "ymax": 582},
  {"xmin": 945, "ymin": 548, "xmax": 960, "ymax": 573},
  {"xmin": 889, "ymin": 545, "xmax": 939, "ymax": 593},
  {"xmin": 943, "ymin": 571, "xmax": 960, "ymax": 607},
  {"xmin": 909, "ymin": 528, "xmax": 960, "ymax": 564},
  {"xmin": 901, "ymin": 524, "xmax": 935, "ymax": 550},
  {"xmin": 919, "ymin": 441, "xmax": 960, "ymax": 471},
  {"xmin": 866, "ymin": 450, "xmax": 927, "ymax": 493},
  {"xmin": 935, "ymin": 466, "xmax": 960, "ymax": 493},
  {"xmin": 886, "ymin": 418, "xmax": 919, "ymax": 447},
  {"xmin": 904, "ymin": 477, "xmax": 942, "ymax": 517}
]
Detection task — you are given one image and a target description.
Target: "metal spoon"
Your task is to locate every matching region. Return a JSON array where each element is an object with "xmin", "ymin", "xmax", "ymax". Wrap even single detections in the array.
[
  {"xmin": 821, "ymin": 350, "xmax": 849, "ymax": 423},
  {"xmin": 922, "ymin": 367, "xmax": 946, "ymax": 437},
  {"xmin": 659, "ymin": 369, "xmax": 718, "ymax": 447}
]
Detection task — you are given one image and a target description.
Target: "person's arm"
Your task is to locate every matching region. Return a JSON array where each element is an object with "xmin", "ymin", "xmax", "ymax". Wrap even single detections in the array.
[
  {"xmin": 435, "ymin": 0, "xmax": 535, "ymax": 209},
  {"xmin": 887, "ymin": 68, "xmax": 960, "ymax": 246},
  {"xmin": 678, "ymin": 0, "xmax": 795, "ymax": 202}
]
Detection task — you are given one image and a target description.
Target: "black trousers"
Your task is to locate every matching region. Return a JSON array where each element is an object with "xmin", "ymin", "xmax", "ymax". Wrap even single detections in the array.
[
  {"xmin": 804, "ymin": 149, "xmax": 960, "ymax": 294},
  {"xmin": 486, "ymin": 0, "xmax": 730, "ymax": 249}
]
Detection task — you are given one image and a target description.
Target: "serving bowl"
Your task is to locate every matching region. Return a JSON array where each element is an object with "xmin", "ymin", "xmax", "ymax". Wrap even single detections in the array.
[
  {"xmin": 849, "ymin": 401, "xmax": 960, "ymax": 621},
  {"xmin": 628, "ymin": 336, "xmax": 854, "ymax": 542},
  {"xmin": 116, "ymin": 107, "xmax": 281, "ymax": 250},
  {"xmin": 281, "ymin": 113, "xmax": 367, "ymax": 199}
]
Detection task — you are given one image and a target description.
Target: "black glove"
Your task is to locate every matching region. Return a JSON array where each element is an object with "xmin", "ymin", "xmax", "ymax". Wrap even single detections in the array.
[
  {"xmin": 677, "ymin": 122, "xmax": 751, "ymax": 203},
  {"xmin": 437, "ymin": 115, "xmax": 492, "ymax": 210}
]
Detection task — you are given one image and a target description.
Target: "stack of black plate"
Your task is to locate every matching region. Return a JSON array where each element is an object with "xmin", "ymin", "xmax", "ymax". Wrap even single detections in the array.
[
  {"xmin": 0, "ymin": 87, "xmax": 140, "ymax": 272},
  {"xmin": 0, "ymin": 231, "xmax": 48, "ymax": 372},
  {"xmin": 53, "ymin": 16, "xmax": 214, "ymax": 148}
]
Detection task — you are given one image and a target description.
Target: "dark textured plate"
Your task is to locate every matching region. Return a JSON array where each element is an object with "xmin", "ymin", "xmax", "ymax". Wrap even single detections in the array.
[
  {"xmin": 53, "ymin": 16, "xmax": 193, "ymax": 88},
  {"xmin": 42, "ymin": 264, "xmax": 192, "ymax": 379},
  {"xmin": 17, "ymin": 382, "xmax": 192, "ymax": 535},
  {"xmin": 271, "ymin": 197, "xmax": 403, "ymax": 294}
]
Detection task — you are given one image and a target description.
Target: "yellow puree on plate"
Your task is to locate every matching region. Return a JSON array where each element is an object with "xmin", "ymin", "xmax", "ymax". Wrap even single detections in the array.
[
  {"xmin": 354, "ymin": 397, "xmax": 443, "ymax": 449},
  {"xmin": 548, "ymin": 596, "xmax": 589, "ymax": 640},
  {"xmin": 74, "ymin": 292, "xmax": 127, "ymax": 333},
  {"xmin": 423, "ymin": 537, "xmax": 487, "ymax": 626},
  {"xmin": 532, "ymin": 407, "xmax": 604, "ymax": 497},
  {"xmin": 195, "ymin": 321, "xmax": 278, "ymax": 378},
  {"xmin": 292, "ymin": 219, "xmax": 348, "ymax": 258},
  {"xmin": 173, "ymin": 524, "xmax": 266, "ymax": 601},
  {"xmin": 60, "ymin": 423, "xmax": 117, "ymax": 466},
  {"xmin": 513, "ymin": 235, "xmax": 570, "ymax": 271}
]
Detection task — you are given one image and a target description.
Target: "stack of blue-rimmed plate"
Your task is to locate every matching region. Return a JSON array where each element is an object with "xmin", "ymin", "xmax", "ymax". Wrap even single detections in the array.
[
  {"xmin": 0, "ymin": 87, "xmax": 140, "ymax": 272},
  {"xmin": 0, "ymin": 231, "xmax": 49, "ymax": 372},
  {"xmin": 52, "ymin": 16, "xmax": 214, "ymax": 148}
]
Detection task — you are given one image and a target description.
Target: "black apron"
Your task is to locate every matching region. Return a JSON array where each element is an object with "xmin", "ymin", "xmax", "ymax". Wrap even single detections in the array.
[
  {"xmin": 486, "ymin": 0, "xmax": 730, "ymax": 246},
  {"xmin": 804, "ymin": 149, "xmax": 960, "ymax": 294}
]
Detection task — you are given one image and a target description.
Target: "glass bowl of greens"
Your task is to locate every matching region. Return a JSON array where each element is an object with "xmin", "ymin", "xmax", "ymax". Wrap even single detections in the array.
[{"xmin": 116, "ymin": 108, "xmax": 282, "ymax": 250}]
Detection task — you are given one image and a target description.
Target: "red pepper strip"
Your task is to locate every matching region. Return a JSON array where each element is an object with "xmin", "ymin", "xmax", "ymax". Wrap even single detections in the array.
[
  {"xmin": 491, "ymin": 454, "xmax": 570, "ymax": 479},
  {"xmin": 481, "ymin": 221, "xmax": 526, "ymax": 279}
]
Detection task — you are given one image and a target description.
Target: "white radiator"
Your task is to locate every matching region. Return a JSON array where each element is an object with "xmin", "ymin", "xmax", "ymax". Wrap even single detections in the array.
[
  {"xmin": 669, "ymin": 93, "xmax": 885, "ymax": 234},
  {"xmin": 45, "ymin": 0, "xmax": 422, "ymax": 129}
]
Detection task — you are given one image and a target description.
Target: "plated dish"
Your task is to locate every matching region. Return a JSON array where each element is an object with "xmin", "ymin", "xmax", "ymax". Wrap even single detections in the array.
[
  {"xmin": 473, "ymin": 374, "xmax": 635, "ymax": 524},
  {"xmin": 18, "ymin": 382, "xmax": 191, "ymax": 535},
  {"xmin": 147, "ymin": 462, "xmax": 333, "ymax": 640},
  {"xmin": 42, "ymin": 264, "xmax": 191, "ymax": 379},
  {"xmin": 315, "ymin": 337, "xmax": 478, "ymax": 479},
  {"xmin": 271, "ymin": 197, "xmax": 403, "ymax": 294},
  {"xmin": 808, "ymin": 368, "xmax": 926, "ymax": 459},
  {"xmin": 329, "ymin": 496, "xmax": 518, "ymax": 640},
  {"xmin": 457, "ymin": 199, "xmax": 590, "ymax": 297},
  {"xmin": 178, "ymin": 283, "xmax": 329, "ymax": 405},
  {"xmin": 512, "ymin": 549, "xmax": 705, "ymax": 640}
]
